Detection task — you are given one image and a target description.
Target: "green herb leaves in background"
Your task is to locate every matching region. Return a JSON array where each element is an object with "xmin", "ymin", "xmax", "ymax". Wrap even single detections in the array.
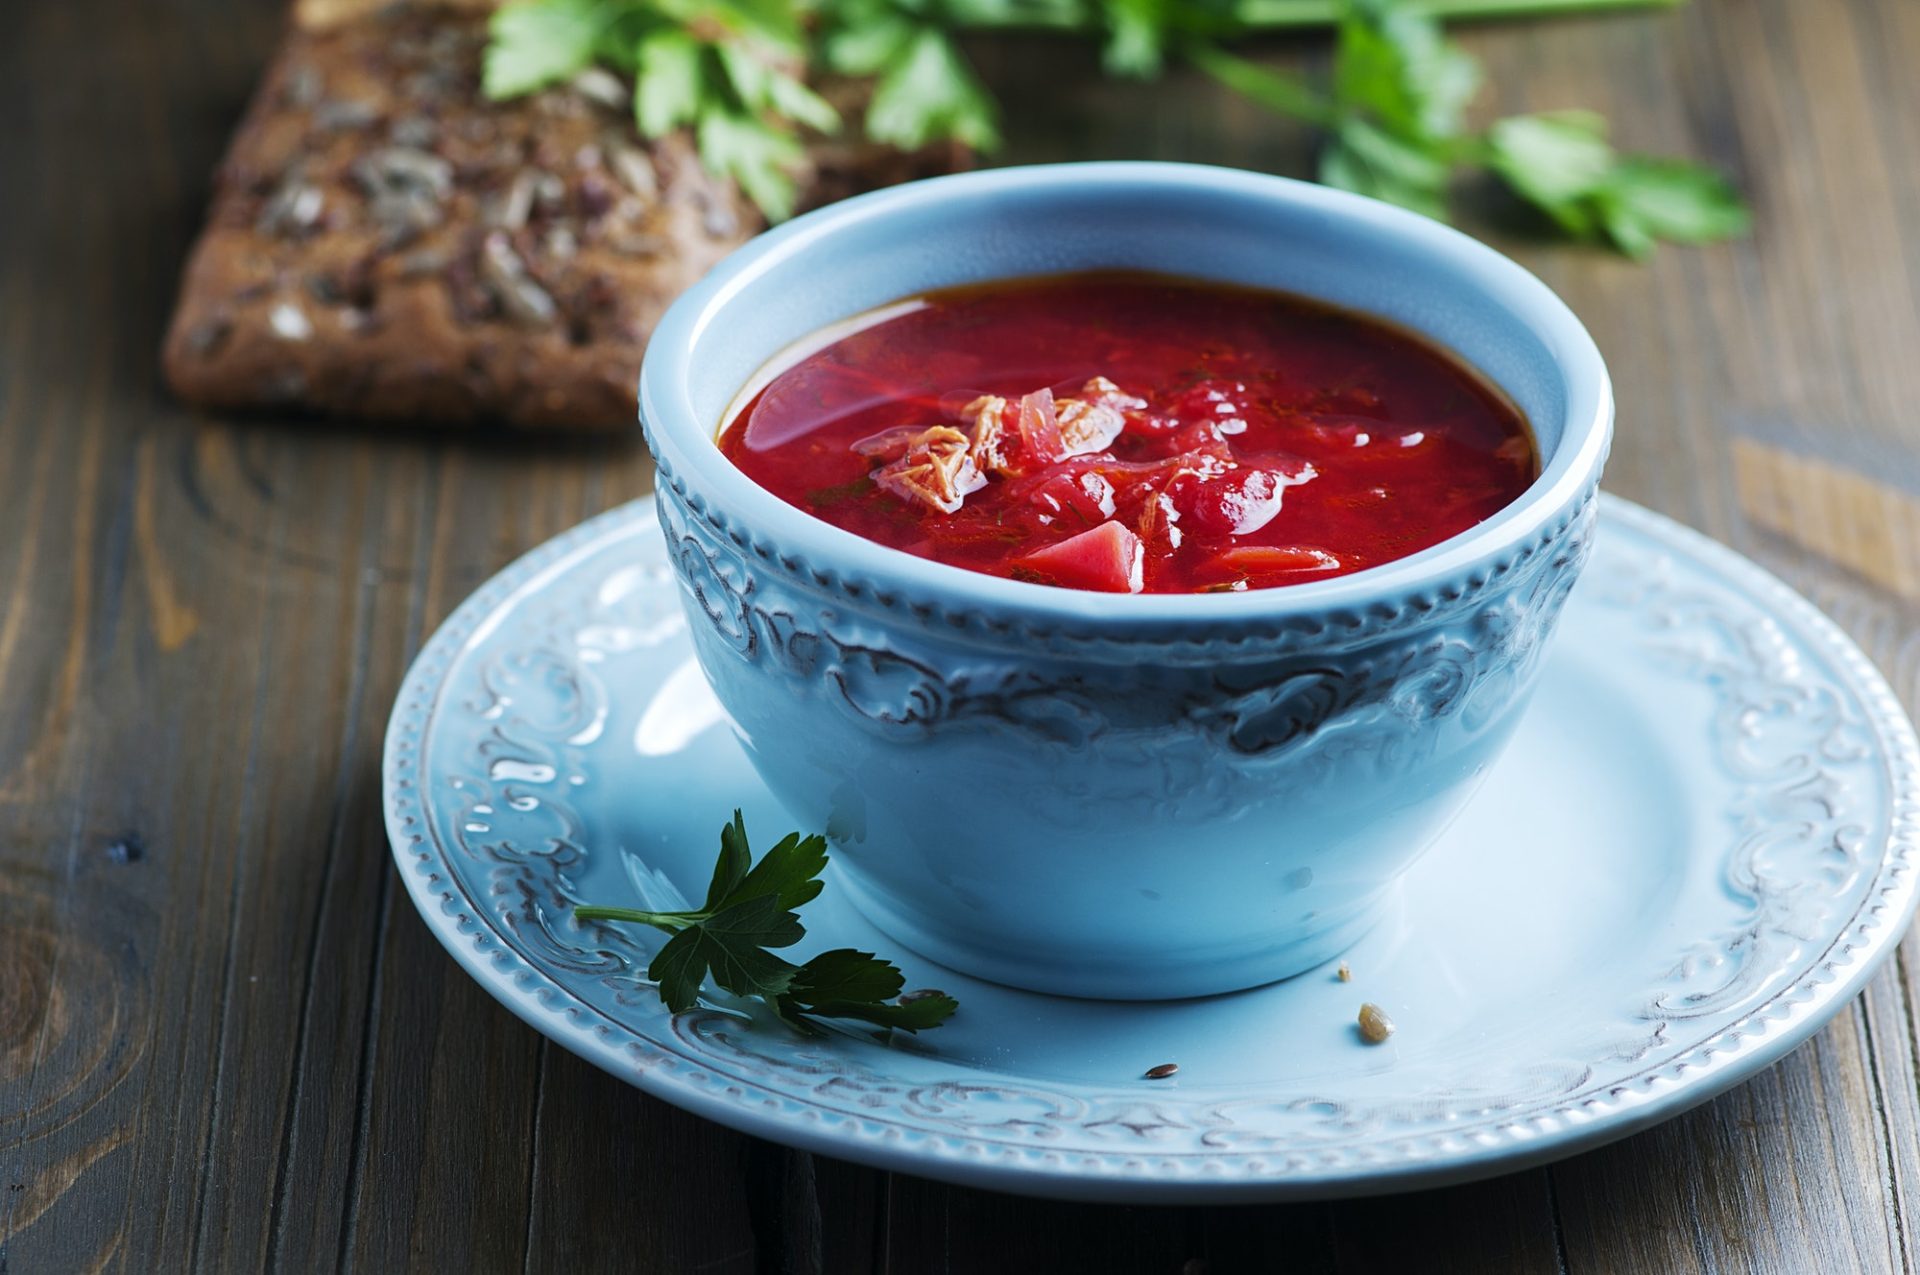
[
  {"xmin": 1486, "ymin": 112, "xmax": 1750, "ymax": 256},
  {"xmin": 1186, "ymin": 0, "xmax": 1749, "ymax": 256},
  {"xmin": 487, "ymin": 0, "xmax": 838, "ymax": 218},
  {"xmin": 484, "ymin": 0, "xmax": 608, "ymax": 97},
  {"xmin": 855, "ymin": 25, "xmax": 1001, "ymax": 151},
  {"xmin": 574, "ymin": 811, "xmax": 960, "ymax": 1035},
  {"xmin": 485, "ymin": 0, "xmax": 1749, "ymax": 257}
]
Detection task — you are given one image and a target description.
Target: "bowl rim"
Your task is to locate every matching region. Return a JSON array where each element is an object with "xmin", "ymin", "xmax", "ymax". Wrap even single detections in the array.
[{"xmin": 639, "ymin": 161, "xmax": 1612, "ymax": 624}]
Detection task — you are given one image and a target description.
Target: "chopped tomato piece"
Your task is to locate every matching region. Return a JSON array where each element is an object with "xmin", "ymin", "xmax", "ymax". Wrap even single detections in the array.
[
  {"xmin": 1174, "ymin": 461, "xmax": 1316, "ymax": 538},
  {"xmin": 1013, "ymin": 522, "xmax": 1145, "ymax": 594},
  {"xmin": 1025, "ymin": 469, "xmax": 1117, "ymax": 527},
  {"xmin": 1182, "ymin": 469, "xmax": 1280, "ymax": 538}
]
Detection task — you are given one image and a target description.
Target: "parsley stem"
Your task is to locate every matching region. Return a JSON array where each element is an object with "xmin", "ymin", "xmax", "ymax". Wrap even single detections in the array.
[
  {"xmin": 574, "ymin": 905, "xmax": 696, "ymax": 928},
  {"xmin": 1233, "ymin": 0, "xmax": 1679, "ymax": 24},
  {"xmin": 1184, "ymin": 43, "xmax": 1338, "ymax": 128}
]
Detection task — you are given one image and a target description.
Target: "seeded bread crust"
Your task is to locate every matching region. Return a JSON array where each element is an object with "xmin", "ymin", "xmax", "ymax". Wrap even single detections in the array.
[{"xmin": 162, "ymin": 7, "xmax": 964, "ymax": 431}]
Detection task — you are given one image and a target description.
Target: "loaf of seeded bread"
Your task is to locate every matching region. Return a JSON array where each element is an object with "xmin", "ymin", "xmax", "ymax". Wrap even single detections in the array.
[{"xmin": 162, "ymin": 5, "xmax": 965, "ymax": 431}]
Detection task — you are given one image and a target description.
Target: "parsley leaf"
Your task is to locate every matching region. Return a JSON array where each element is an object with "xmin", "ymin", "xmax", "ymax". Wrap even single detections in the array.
[
  {"xmin": 1487, "ymin": 112, "xmax": 1749, "ymax": 256},
  {"xmin": 1320, "ymin": 115, "xmax": 1451, "ymax": 218},
  {"xmin": 716, "ymin": 42, "xmax": 841, "ymax": 134},
  {"xmin": 779, "ymin": 949, "xmax": 960, "ymax": 1032},
  {"xmin": 634, "ymin": 29, "xmax": 706, "ymax": 135},
  {"xmin": 1334, "ymin": 0, "xmax": 1479, "ymax": 142},
  {"xmin": 485, "ymin": 0, "xmax": 610, "ymax": 97},
  {"xmin": 574, "ymin": 811, "xmax": 958, "ymax": 1035},
  {"xmin": 1486, "ymin": 110, "xmax": 1616, "ymax": 236},
  {"xmin": 649, "ymin": 892, "xmax": 804, "ymax": 1007},
  {"xmin": 722, "ymin": 827, "xmax": 830, "ymax": 912},
  {"xmin": 700, "ymin": 806, "xmax": 754, "ymax": 909},
  {"xmin": 866, "ymin": 26, "xmax": 1001, "ymax": 151},
  {"xmin": 1101, "ymin": 0, "xmax": 1171, "ymax": 77},
  {"xmin": 1185, "ymin": 42, "xmax": 1335, "ymax": 126},
  {"xmin": 1593, "ymin": 157, "xmax": 1751, "ymax": 257},
  {"xmin": 697, "ymin": 106, "xmax": 807, "ymax": 220},
  {"xmin": 821, "ymin": 11, "xmax": 918, "ymax": 77}
]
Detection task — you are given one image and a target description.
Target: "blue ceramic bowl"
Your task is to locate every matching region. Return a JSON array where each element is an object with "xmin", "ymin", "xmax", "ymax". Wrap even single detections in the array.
[{"xmin": 639, "ymin": 163, "xmax": 1611, "ymax": 999}]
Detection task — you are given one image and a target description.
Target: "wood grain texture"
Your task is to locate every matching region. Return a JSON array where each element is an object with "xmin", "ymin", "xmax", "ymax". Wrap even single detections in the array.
[{"xmin": 3, "ymin": 0, "xmax": 1919, "ymax": 1271}]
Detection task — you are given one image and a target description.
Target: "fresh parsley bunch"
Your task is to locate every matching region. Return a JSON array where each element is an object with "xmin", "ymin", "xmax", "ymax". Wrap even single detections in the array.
[
  {"xmin": 485, "ymin": 0, "xmax": 1748, "ymax": 257},
  {"xmin": 575, "ymin": 811, "xmax": 959, "ymax": 1035},
  {"xmin": 1190, "ymin": 1, "xmax": 1749, "ymax": 255}
]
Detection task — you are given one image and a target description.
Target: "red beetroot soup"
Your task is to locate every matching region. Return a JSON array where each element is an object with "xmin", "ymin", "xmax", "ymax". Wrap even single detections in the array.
[{"xmin": 719, "ymin": 272, "xmax": 1537, "ymax": 595}]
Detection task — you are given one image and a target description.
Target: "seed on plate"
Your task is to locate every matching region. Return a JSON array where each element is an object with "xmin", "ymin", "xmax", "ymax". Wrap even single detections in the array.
[
  {"xmin": 898, "ymin": 988, "xmax": 947, "ymax": 1004},
  {"xmin": 1357, "ymin": 1003, "xmax": 1395, "ymax": 1044},
  {"xmin": 1336, "ymin": 961, "xmax": 1352, "ymax": 983},
  {"xmin": 1144, "ymin": 1062, "xmax": 1179, "ymax": 1080}
]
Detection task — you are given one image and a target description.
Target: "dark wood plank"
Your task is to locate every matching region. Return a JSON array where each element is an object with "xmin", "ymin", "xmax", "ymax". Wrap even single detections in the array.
[
  {"xmin": 0, "ymin": 2, "xmax": 750, "ymax": 1269},
  {"xmin": 5, "ymin": 0, "xmax": 1920, "ymax": 1271},
  {"xmin": 0, "ymin": 4, "xmax": 299, "ymax": 1270},
  {"xmin": 874, "ymin": 1179, "xmax": 1202, "ymax": 1274}
]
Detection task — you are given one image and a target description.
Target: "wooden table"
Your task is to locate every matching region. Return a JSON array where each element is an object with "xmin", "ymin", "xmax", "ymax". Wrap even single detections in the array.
[{"xmin": 5, "ymin": 0, "xmax": 1919, "ymax": 1269}]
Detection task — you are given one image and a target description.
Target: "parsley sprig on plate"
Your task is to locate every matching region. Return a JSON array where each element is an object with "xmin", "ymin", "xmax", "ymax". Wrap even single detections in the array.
[
  {"xmin": 575, "ymin": 811, "xmax": 959, "ymax": 1035},
  {"xmin": 485, "ymin": 0, "xmax": 1746, "ymax": 257}
]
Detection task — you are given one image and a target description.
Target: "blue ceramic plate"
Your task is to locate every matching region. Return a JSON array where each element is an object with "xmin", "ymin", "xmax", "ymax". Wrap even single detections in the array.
[{"xmin": 383, "ymin": 494, "xmax": 1920, "ymax": 1202}]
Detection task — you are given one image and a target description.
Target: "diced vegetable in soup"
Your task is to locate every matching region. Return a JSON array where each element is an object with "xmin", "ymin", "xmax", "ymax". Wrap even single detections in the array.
[{"xmin": 719, "ymin": 273, "xmax": 1537, "ymax": 595}]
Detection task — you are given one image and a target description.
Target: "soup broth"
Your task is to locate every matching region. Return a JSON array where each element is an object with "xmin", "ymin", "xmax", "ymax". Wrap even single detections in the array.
[{"xmin": 718, "ymin": 273, "xmax": 1536, "ymax": 594}]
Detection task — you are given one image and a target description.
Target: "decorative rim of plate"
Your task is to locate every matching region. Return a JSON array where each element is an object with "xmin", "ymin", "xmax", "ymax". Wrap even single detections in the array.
[{"xmin": 382, "ymin": 494, "xmax": 1920, "ymax": 1201}]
